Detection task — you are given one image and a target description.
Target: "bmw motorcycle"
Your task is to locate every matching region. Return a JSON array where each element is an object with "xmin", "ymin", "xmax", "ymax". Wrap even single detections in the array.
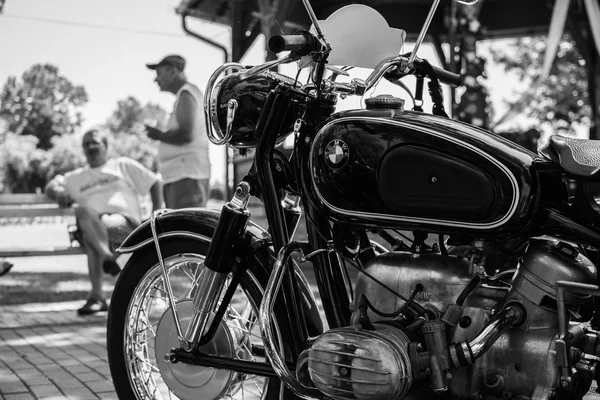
[{"xmin": 106, "ymin": 0, "xmax": 600, "ymax": 399}]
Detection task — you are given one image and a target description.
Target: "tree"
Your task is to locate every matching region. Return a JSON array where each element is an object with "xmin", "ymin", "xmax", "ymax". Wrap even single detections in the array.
[
  {"xmin": 0, "ymin": 64, "xmax": 88, "ymax": 149},
  {"xmin": 103, "ymin": 96, "xmax": 168, "ymax": 172},
  {"xmin": 104, "ymin": 96, "xmax": 167, "ymax": 135},
  {"xmin": 0, "ymin": 132, "xmax": 85, "ymax": 193},
  {"xmin": 487, "ymin": 35, "xmax": 590, "ymax": 130},
  {"xmin": 0, "ymin": 0, "xmax": 5, "ymax": 14}
]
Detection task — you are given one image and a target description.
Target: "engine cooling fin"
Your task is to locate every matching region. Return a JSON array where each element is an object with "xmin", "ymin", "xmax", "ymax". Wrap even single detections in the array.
[{"xmin": 307, "ymin": 323, "xmax": 412, "ymax": 400}]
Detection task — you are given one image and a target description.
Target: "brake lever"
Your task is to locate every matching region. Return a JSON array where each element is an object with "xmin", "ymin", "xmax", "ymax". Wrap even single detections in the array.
[
  {"xmin": 239, "ymin": 53, "xmax": 301, "ymax": 80},
  {"xmin": 327, "ymin": 66, "xmax": 350, "ymax": 82}
]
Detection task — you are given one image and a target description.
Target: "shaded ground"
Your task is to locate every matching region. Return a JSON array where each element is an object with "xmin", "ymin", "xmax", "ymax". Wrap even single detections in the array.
[
  {"xmin": 0, "ymin": 301, "xmax": 116, "ymax": 400},
  {"xmin": 0, "ymin": 255, "xmax": 96, "ymax": 305},
  {"xmin": 0, "ymin": 271, "xmax": 117, "ymax": 305}
]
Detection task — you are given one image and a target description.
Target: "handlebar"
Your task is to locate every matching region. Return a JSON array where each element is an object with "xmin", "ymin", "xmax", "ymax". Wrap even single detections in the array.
[
  {"xmin": 430, "ymin": 65, "xmax": 462, "ymax": 87},
  {"xmin": 240, "ymin": 47, "xmax": 462, "ymax": 99},
  {"xmin": 268, "ymin": 31, "xmax": 324, "ymax": 55},
  {"xmin": 382, "ymin": 57, "xmax": 462, "ymax": 88}
]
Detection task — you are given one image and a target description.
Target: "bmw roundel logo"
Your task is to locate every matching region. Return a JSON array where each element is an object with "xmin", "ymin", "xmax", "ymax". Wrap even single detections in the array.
[{"xmin": 324, "ymin": 139, "xmax": 349, "ymax": 169}]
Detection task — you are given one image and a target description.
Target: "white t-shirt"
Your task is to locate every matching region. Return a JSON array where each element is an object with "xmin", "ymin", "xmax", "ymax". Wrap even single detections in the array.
[
  {"xmin": 60, "ymin": 157, "xmax": 158, "ymax": 223},
  {"xmin": 158, "ymin": 82, "xmax": 211, "ymax": 184}
]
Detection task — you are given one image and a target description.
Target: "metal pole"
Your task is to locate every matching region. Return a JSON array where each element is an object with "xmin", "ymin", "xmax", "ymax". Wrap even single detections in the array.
[
  {"xmin": 181, "ymin": 15, "xmax": 233, "ymax": 199},
  {"xmin": 408, "ymin": 0, "xmax": 441, "ymax": 64}
]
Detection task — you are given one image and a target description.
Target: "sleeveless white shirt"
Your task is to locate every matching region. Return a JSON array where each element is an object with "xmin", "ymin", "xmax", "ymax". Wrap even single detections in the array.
[{"xmin": 157, "ymin": 82, "xmax": 211, "ymax": 184}]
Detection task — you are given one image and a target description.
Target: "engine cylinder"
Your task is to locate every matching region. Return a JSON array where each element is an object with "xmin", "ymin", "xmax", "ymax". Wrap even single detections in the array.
[
  {"xmin": 308, "ymin": 323, "xmax": 412, "ymax": 400},
  {"xmin": 508, "ymin": 238, "xmax": 597, "ymax": 313}
]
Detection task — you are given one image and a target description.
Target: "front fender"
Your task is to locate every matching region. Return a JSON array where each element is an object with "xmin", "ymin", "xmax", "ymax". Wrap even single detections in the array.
[
  {"xmin": 117, "ymin": 207, "xmax": 323, "ymax": 336},
  {"xmin": 118, "ymin": 208, "xmax": 270, "ymax": 253}
]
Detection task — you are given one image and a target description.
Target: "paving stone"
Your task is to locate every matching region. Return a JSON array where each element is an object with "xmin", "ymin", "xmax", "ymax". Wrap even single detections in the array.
[
  {"xmin": 75, "ymin": 372, "xmax": 104, "ymax": 383},
  {"xmin": 62, "ymin": 387, "xmax": 98, "ymax": 400},
  {"xmin": 63, "ymin": 365, "xmax": 92, "ymax": 375},
  {"xmin": 53, "ymin": 379, "xmax": 85, "ymax": 389},
  {"xmin": 0, "ymin": 379, "xmax": 28, "ymax": 394},
  {"xmin": 85, "ymin": 380, "xmax": 114, "ymax": 393},
  {"xmin": 0, "ymin": 301, "xmax": 110, "ymax": 400},
  {"xmin": 29, "ymin": 384, "xmax": 63, "ymax": 398},
  {"xmin": 3, "ymin": 393, "xmax": 35, "ymax": 400}
]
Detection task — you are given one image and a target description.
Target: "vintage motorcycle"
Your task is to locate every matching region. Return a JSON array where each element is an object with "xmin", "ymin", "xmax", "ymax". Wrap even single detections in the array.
[{"xmin": 106, "ymin": 0, "xmax": 600, "ymax": 399}]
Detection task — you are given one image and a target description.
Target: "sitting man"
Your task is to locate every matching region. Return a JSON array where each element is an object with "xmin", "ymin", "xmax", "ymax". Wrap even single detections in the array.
[{"xmin": 45, "ymin": 129, "xmax": 162, "ymax": 315}]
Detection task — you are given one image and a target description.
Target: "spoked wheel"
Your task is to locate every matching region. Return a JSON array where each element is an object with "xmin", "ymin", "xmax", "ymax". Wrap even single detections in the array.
[{"xmin": 107, "ymin": 239, "xmax": 287, "ymax": 400}]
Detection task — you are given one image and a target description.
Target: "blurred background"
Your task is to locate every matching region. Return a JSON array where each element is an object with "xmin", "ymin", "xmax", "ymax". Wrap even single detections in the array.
[{"xmin": 0, "ymin": 0, "xmax": 596, "ymax": 197}]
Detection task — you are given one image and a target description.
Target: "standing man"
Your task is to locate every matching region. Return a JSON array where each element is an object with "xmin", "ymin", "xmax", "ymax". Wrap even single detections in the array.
[
  {"xmin": 45, "ymin": 129, "xmax": 162, "ymax": 315},
  {"xmin": 145, "ymin": 54, "xmax": 211, "ymax": 208}
]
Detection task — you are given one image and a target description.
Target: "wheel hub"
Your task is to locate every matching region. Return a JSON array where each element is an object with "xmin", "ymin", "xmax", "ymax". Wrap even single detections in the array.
[{"xmin": 155, "ymin": 300, "xmax": 236, "ymax": 400}]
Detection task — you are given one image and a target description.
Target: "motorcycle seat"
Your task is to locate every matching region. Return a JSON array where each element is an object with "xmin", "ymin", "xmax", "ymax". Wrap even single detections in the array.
[{"xmin": 539, "ymin": 135, "xmax": 600, "ymax": 177}]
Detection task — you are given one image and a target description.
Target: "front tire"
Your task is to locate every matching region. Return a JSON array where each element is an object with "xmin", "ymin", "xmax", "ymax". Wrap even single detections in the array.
[{"xmin": 107, "ymin": 238, "xmax": 289, "ymax": 400}]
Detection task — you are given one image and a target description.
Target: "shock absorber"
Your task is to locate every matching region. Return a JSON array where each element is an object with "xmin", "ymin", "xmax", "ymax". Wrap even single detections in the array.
[{"xmin": 181, "ymin": 181, "xmax": 252, "ymax": 350}]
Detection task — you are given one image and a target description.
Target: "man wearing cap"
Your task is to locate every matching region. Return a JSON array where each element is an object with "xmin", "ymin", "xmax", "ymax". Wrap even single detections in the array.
[{"xmin": 145, "ymin": 54, "xmax": 211, "ymax": 208}]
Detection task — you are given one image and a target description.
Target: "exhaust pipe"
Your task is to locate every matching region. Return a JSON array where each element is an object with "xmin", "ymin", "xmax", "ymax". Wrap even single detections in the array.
[{"xmin": 448, "ymin": 303, "xmax": 525, "ymax": 367}]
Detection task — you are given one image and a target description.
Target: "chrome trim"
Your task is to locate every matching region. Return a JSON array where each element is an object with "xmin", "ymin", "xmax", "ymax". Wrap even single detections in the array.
[
  {"xmin": 259, "ymin": 241, "xmax": 323, "ymax": 399},
  {"xmin": 363, "ymin": 57, "xmax": 403, "ymax": 93},
  {"xmin": 408, "ymin": 0, "xmax": 440, "ymax": 64},
  {"xmin": 181, "ymin": 182, "xmax": 252, "ymax": 346},
  {"xmin": 468, "ymin": 304, "xmax": 523, "ymax": 359},
  {"xmin": 239, "ymin": 53, "xmax": 300, "ymax": 80},
  {"xmin": 225, "ymin": 98, "xmax": 238, "ymax": 141},
  {"xmin": 150, "ymin": 210, "xmax": 186, "ymax": 344},
  {"xmin": 449, "ymin": 345, "xmax": 461, "ymax": 368},
  {"xmin": 230, "ymin": 181, "xmax": 252, "ymax": 211},
  {"xmin": 204, "ymin": 62, "xmax": 245, "ymax": 145},
  {"xmin": 301, "ymin": 0, "xmax": 325, "ymax": 40},
  {"xmin": 184, "ymin": 268, "xmax": 228, "ymax": 347},
  {"xmin": 309, "ymin": 116, "xmax": 521, "ymax": 230},
  {"xmin": 244, "ymin": 273, "xmax": 286, "ymax": 400},
  {"xmin": 124, "ymin": 251, "xmax": 286, "ymax": 399},
  {"xmin": 281, "ymin": 192, "xmax": 301, "ymax": 210},
  {"xmin": 460, "ymin": 341, "xmax": 473, "ymax": 364},
  {"xmin": 118, "ymin": 231, "xmax": 211, "ymax": 253}
]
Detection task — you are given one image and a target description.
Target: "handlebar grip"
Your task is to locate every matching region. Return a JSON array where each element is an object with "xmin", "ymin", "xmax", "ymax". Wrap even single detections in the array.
[
  {"xmin": 431, "ymin": 65, "xmax": 462, "ymax": 87},
  {"xmin": 268, "ymin": 31, "xmax": 322, "ymax": 55}
]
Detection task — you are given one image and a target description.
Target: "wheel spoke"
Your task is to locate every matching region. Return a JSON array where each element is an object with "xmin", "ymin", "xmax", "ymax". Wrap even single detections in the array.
[{"xmin": 122, "ymin": 253, "xmax": 278, "ymax": 400}]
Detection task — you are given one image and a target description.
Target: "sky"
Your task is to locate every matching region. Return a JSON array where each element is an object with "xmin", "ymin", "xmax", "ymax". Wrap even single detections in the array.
[
  {"xmin": 0, "ymin": 0, "xmax": 551, "ymax": 186},
  {"xmin": 0, "ymin": 0, "xmax": 238, "ymax": 185}
]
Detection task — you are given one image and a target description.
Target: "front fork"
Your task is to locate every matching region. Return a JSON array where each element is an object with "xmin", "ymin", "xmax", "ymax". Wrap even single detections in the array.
[{"xmin": 181, "ymin": 181, "xmax": 252, "ymax": 350}]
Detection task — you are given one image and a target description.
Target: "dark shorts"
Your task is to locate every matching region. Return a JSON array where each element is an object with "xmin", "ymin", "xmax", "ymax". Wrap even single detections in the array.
[{"xmin": 163, "ymin": 178, "xmax": 210, "ymax": 209}]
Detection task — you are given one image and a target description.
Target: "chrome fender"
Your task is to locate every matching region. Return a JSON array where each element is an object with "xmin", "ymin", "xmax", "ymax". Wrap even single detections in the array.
[
  {"xmin": 117, "ymin": 207, "xmax": 323, "ymax": 335},
  {"xmin": 118, "ymin": 208, "xmax": 269, "ymax": 253}
]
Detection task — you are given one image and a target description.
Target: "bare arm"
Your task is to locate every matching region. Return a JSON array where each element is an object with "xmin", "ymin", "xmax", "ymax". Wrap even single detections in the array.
[
  {"xmin": 44, "ymin": 176, "xmax": 74, "ymax": 208},
  {"xmin": 146, "ymin": 91, "xmax": 197, "ymax": 145}
]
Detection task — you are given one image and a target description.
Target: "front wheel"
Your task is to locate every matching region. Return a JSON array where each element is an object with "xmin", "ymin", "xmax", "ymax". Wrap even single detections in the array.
[{"xmin": 107, "ymin": 238, "xmax": 290, "ymax": 400}]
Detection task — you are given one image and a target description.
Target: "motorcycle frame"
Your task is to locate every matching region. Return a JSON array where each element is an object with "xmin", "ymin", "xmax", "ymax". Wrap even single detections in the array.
[
  {"xmin": 116, "ymin": 19, "xmax": 600, "ymax": 384},
  {"xmin": 114, "ymin": 79, "xmax": 600, "ymax": 387},
  {"xmin": 249, "ymin": 83, "xmax": 353, "ymax": 333}
]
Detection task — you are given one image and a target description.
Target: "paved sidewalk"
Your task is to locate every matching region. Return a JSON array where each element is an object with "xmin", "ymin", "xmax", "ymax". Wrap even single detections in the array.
[{"xmin": 0, "ymin": 301, "xmax": 115, "ymax": 400}]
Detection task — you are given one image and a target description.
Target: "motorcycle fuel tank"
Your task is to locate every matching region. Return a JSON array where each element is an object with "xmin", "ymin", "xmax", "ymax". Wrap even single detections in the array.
[{"xmin": 308, "ymin": 109, "xmax": 540, "ymax": 235}]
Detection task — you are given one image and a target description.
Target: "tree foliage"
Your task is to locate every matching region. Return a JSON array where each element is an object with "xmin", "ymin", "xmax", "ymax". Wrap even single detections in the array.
[
  {"xmin": 0, "ymin": 64, "xmax": 88, "ymax": 149},
  {"xmin": 0, "ymin": 93, "xmax": 167, "ymax": 193},
  {"xmin": 0, "ymin": 132, "xmax": 85, "ymax": 193},
  {"xmin": 104, "ymin": 96, "xmax": 167, "ymax": 135},
  {"xmin": 102, "ymin": 96, "xmax": 168, "ymax": 172},
  {"xmin": 487, "ymin": 34, "xmax": 590, "ymax": 129}
]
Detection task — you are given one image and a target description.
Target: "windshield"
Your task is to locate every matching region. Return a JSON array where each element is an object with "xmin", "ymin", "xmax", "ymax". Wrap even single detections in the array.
[{"xmin": 300, "ymin": 4, "xmax": 406, "ymax": 69}]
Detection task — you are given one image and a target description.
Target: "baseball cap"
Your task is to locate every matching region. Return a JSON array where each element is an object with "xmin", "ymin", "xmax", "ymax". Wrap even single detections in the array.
[{"xmin": 146, "ymin": 55, "xmax": 186, "ymax": 71}]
